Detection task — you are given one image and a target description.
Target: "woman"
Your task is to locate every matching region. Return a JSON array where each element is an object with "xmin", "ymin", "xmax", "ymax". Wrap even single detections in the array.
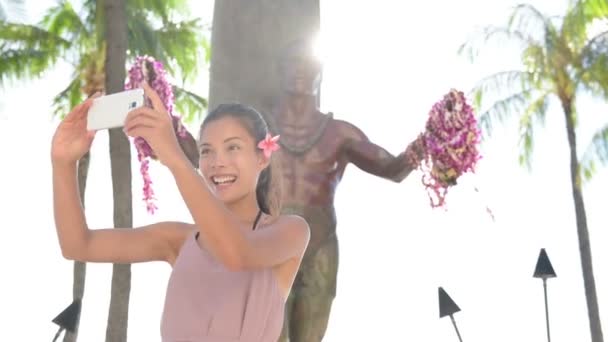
[{"xmin": 51, "ymin": 83, "xmax": 310, "ymax": 341}]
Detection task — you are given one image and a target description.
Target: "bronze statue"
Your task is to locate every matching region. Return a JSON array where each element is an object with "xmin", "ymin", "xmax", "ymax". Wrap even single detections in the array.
[{"xmin": 264, "ymin": 38, "xmax": 423, "ymax": 342}]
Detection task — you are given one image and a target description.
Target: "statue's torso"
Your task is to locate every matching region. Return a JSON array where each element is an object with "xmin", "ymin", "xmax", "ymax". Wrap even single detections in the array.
[{"xmin": 271, "ymin": 111, "xmax": 347, "ymax": 208}]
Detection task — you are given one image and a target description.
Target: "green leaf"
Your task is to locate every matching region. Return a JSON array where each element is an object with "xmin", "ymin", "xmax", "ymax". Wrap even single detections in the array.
[
  {"xmin": 476, "ymin": 89, "xmax": 534, "ymax": 140},
  {"xmin": 0, "ymin": 22, "xmax": 71, "ymax": 50},
  {"xmin": 127, "ymin": 0, "xmax": 189, "ymax": 24},
  {"xmin": 40, "ymin": 1, "xmax": 91, "ymax": 50},
  {"xmin": 576, "ymin": 30, "xmax": 608, "ymax": 99},
  {"xmin": 201, "ymin": 35, "xmax": 211, "ymax": 64},
  {"xmin": 473, "ymin": 70, "xmax": 532, "ymax": 98},
  {"xmin": 53, "ymin": 75, "xmax": 83, "ymax": 119},
  {"xmin": 580, "ymin": 123, "xmax": 608, "ymax": 182},
  {"xmin": 0, "ymin": 48, "xmax": 58, "ymax": 85},
  {"xmin": 508, "ymin": 4, "xmax": 553, "ymax": 42},
  {"xmin": 563, "ymin": 0, "xmax": 608, "ymax": 50},
  {"xmin": 173, "ymin": 85, "xmax": 207, "ymax": 124},
  {"xmin": 154, "ymin": 19, "xmax": 207, "ymax": 83},
  {"xmin": 0, "ymin": 0, "xmax": 209, "ymax": 122},
  {"xmin": 458, "ymin": 25, "xmax": 535, "ymax": 62},
  {"xmin": 517, "ymin": 107, "xmax": 536, "ymax": 171}
]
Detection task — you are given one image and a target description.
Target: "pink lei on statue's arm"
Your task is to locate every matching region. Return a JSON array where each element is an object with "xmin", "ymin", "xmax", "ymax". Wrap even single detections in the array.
[
  {"xmin": 406, "ymin": 89, "xmax": 482, "ymax": 208},
  {"xmin": 124, "ymin": 55, "xmax": 188, "ymax": 214}
]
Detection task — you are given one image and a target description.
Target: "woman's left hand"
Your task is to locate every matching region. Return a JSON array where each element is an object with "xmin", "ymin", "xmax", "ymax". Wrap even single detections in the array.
[{"xmin": 124, "ymin": 82, "xmax": 185, "ymax": 168}]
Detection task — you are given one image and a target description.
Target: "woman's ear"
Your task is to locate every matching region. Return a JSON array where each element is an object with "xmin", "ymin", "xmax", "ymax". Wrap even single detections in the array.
[{"xmin": 257, "ymin": 152, "xmax": 271, "ymax": 171}]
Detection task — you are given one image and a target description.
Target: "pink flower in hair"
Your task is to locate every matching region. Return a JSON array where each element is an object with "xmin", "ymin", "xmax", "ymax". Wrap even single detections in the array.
[{"xmin": 258, "ymin": 133, "xmax": 281, "ymax": 158}]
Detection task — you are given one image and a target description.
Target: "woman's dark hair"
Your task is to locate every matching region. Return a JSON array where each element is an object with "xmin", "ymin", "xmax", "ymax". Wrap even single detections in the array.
[{"xmin": 199, "ymin": 103, "xmax": 282, "ymax": 216}]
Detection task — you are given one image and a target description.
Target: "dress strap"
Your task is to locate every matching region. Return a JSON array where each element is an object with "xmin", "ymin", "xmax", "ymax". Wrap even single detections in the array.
[
  {"xmin": 252, "ymin": 210, "xmax": 262, "ymax": 231},
  {"xmin": 195, "ymin": 210, "xmax": 263, "ymax": 241}
]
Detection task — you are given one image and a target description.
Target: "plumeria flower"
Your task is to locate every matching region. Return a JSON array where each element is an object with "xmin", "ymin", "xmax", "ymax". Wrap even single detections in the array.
[{"xmin": 257, "ymin": 133, "xmax": 281, "ymax": 159}]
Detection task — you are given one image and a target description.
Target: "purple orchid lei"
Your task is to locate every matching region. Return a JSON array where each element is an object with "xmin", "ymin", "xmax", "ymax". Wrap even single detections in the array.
[
  {"xmin": 407, "ymin": 89, "xmax": 482, "ymax": 208},
  {"xmin": 124, "ymin": 55, "xmax": 188, "ymax": 214}
]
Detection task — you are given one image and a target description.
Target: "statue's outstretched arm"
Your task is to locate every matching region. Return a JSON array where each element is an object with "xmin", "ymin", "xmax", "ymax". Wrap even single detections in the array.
[{"xmin": 337, "ymin": 120, "xmax": 423, "ymax": 182}]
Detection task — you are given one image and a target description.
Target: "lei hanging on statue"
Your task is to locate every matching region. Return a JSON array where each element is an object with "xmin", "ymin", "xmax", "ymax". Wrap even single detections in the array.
[{"xmin": 407, "ymin": 89, "xmax": 486, "ymax": 211}]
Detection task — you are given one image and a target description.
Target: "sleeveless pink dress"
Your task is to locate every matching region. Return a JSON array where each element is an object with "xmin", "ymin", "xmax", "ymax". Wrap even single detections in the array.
[{"xmin": 160, "ymin": 214, "xmax": 284, "ymax": 342}]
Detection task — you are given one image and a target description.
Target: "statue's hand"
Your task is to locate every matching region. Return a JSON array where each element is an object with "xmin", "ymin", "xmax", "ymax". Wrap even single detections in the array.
[{"xmin": 404, "ymin": 133, "xmax": 426, "ymax": 168}]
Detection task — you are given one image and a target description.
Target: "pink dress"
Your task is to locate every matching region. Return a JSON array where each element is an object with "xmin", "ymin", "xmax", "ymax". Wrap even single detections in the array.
[{"xmin": 160, "ymin": 214, "xmax": 284, "ymax": 342}]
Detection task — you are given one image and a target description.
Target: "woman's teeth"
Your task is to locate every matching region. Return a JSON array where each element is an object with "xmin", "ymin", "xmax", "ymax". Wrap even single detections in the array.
[{"xmin": 212, "ymin": 175, "xmax": 237, "ymax": 184}]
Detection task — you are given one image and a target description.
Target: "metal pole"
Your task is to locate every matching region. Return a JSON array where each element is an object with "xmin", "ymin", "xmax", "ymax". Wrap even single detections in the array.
[
  {"xmin": 450, "ymin": 314, "xmax": 463, "ymax": 342},
  {"xmin": 52, "ymin": 327, "xmax": 63, "ymax": 342},
  {"xmin": 543, "ymin": 278, "xmax": 551, "ymax": 342}
]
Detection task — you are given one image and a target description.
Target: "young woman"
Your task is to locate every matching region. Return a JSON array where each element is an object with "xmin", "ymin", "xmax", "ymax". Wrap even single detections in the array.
[{"xmin": 51, "ymin": 83, "xmax": 310, "ymax": 341}]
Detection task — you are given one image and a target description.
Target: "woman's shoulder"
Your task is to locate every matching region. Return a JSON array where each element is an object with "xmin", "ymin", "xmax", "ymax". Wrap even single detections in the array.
[
  {"xmin": 159, "ymin": 222, "xmax": 198, "ymax": 256},
  {"xmin": 265, "ymin": 213, "xmax": 309, "ymax": 229},
  {"xmin": 265, "ymin": 214, "xmax": 310, "ymax": 245}
]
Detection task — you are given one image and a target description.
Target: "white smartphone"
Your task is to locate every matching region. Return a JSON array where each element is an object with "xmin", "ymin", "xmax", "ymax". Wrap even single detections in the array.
[{"xmin": 87, "ymin": 88, "xmax": 145, "ymax": 130}]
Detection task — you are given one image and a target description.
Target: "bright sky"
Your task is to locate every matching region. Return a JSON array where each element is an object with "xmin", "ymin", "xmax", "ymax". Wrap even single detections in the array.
[{"xmin": 1, "ymin": 1, "xmax": 607, "ymax": 341}]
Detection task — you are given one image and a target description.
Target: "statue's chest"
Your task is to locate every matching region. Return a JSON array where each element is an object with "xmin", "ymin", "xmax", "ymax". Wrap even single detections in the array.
[{"xmin": 277, "ymin": 134, "xmax": 343, "ymax": 178}]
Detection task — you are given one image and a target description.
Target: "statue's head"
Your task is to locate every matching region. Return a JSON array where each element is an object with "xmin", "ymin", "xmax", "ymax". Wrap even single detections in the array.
[{"xmin": 278, "ymin": 37, "xmax": 322, "ymax": 96}]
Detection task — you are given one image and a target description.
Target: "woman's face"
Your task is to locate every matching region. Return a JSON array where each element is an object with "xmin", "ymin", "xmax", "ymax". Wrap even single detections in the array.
[{"xmin": 198, "ymin": 116, "xmax": 268, "ymax": 204}]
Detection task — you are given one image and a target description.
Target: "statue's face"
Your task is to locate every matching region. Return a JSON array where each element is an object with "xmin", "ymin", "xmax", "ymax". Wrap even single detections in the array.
[{"xmin": 279, "ymin": 45, "xmax": 322, "ymax": 96}]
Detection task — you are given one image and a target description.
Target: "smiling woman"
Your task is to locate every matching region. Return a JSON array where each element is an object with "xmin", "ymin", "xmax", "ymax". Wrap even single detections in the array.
[
  {"xmin": 198, "ymin": 103, "xmax": 283, "ymax": 216},
  {"xmin": 50, "ymin": 85, "xmax": 310, "ymax": 341}
]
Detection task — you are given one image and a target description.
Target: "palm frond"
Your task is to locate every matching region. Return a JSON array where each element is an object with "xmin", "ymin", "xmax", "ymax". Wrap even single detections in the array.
[
  {"xmin": 201, "ymin": 35, "xmax": 211, "ymax": 64},
  {"xmin": 580, "ymin": 122, "xmax": 608, "ymax": 182},
  {"xmin": 576, "ymin": 30, "xmax": 608, "ymax": 99},
  {"xmin": 0, "ymin": 22, "xmax": 70, "ymax": 50},
  {"xmin": 458, "ymin": 25, "xmax": 535, "ymax": 62},
  {"xmin": 508, "ymin": 4, "xmax": 554, "ymax": 43},
  {"xmin": 471, "ymin": 70, "xmax": 532, "ymax": 98},
  {"xmin": 126, "ymin": 14, "xmax": 164, "ymax": 62},
  {"xmin": 521, "ymin": 43, "xmax": 550, "ymax": 79},
  {"xmin": 155, "ymin": 19, "xmax": 206, "ymax": 83},
  {"xmin": 0, "ymin": 22, "xmax": 72, "ymax": 84},
  {"xmin": 127, "ymin": 0, "xmax": 189, "ymax": 24},
  {"xmin": 517, "ymin": 113, "xmax": 535, "ymax": 170},
  {"xmin": 52, "ymin": 75, "xmax": 84, "ymax": 118},
  {"xmin": 173, "ymin": 85, "xmax": 207, "ymax": 124},
  {"xmin": 476, "ymin": 89, "xmax": 534, "ymax": 140},
  {"xmin": 515, "ymin": 91, "xmax": 549, "ymax": 169},
  {"xmin": 0, "ymin": 48, "xmax": 59, "ymax": 84},
  {"xmin": 40, "ymin": 1, "xmax": 91, "ymax": 49},
  {"xmin": 563, "ymin": 0, "xmax": 608, "ymax": 49}
]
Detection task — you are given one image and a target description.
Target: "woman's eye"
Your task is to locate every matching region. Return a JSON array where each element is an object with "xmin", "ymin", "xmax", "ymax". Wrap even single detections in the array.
[
  {"xmin": 200, "ymin": 148, "xmax": 210, "ymax": 156},
  {"xmin": 228, "ymin": 145, "xmax": 241, "ymax": 151}
]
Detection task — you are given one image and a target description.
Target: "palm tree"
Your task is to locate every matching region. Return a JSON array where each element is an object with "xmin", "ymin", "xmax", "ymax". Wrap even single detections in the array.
[
  {"xmin": 102, "ymin": 1, "xmax": 129, "ymax": 340},
  {"xmin": 459, "ymin": 1, "xmax": 608, "ymax": 341},
  {"xmin": 0, "ymin": 1, "xmax": 208, "ymax": 341}
]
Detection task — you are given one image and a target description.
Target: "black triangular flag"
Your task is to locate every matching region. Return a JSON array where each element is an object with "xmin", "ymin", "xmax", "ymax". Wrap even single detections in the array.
[
  {"xmin": 439, "ymin": 287, "xmax": 461, "ymax": 318},
  {"xmin": 533, "ymin": 248, "xmax": 556, "ymax": 279},
  {"xmin": 52, "ymin": 299, "xmax": 81, "ymax": 333}
]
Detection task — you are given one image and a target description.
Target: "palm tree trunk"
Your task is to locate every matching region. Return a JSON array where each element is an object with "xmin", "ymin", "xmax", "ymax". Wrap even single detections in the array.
[
  {"xmin": 103, "ymin": 1, "xmax": 131, "ymax": 341},
  {"xmin": 62, "ymin": 151, "xmax": 90, "ymax": 342},
  {"xmin": 562, "ymin": 99, "xmax": 604, "ymax": 342}
]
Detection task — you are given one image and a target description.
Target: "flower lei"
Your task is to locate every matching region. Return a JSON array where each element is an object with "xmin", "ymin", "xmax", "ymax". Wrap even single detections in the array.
[
  {"xmin": 407, "ymin": 89, "xmax": 482, "ymax": 208},
  {"xmin": 124, "ymin": 55, "xmax": 188, "ymax": 214}
]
